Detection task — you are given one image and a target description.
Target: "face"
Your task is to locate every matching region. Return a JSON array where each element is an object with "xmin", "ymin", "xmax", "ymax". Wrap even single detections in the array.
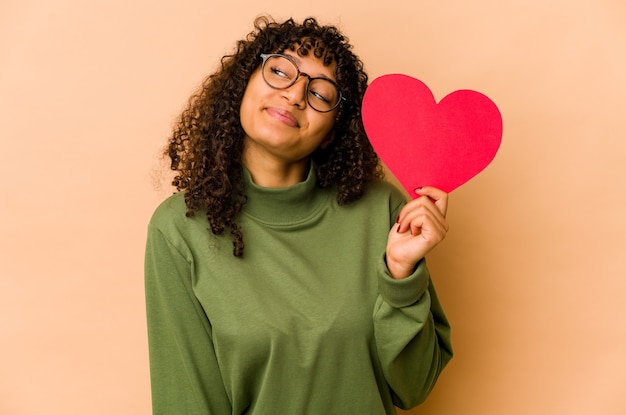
[{"xmin": 239, "ymin": 50, "xmax": 338, "ymax": 168}]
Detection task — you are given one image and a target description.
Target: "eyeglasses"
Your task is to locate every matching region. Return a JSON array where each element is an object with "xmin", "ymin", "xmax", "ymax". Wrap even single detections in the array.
[{"xmin": 260, "ymin": 53, "xmax": 344, "ymax": 113}]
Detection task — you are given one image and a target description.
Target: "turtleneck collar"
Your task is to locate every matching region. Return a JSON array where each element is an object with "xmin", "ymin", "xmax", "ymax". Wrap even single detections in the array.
[{"xmin": 242, "ymin": 163, "xmax": 331, "ymax": 225}]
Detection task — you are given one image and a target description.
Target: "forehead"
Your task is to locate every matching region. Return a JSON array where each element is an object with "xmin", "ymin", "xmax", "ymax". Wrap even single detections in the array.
[{"xmin": 281, "ymin": 38, "xmax": 336, "ymax": 65}]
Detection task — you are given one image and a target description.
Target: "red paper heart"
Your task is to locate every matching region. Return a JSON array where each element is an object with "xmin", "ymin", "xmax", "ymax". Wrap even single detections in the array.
[{"xmin": 362, "ymin": 74, "xmax": 502, "ymax": 197}]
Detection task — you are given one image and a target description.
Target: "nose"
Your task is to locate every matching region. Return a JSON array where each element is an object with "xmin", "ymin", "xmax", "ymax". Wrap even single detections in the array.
[{"xmin": 282, "ymin": 74, "xmax": 310, "ymax": 109}]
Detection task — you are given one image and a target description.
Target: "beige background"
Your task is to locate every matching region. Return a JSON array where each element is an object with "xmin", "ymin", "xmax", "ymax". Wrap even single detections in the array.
[{"xmin": 1, "ymin": 0, "xmax": 625, "ymax": 414}]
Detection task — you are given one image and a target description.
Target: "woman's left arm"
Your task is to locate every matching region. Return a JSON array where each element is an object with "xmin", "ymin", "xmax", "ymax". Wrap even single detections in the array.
[{"xmin": 374, "ymin": 187, "xmax": 453, "ymax": 409}]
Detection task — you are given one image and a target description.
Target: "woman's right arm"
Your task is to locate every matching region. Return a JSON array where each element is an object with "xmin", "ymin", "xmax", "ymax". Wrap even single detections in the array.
[{"xmin": 145, "ymin": 224, "xmax": 231, "ymax": 415}]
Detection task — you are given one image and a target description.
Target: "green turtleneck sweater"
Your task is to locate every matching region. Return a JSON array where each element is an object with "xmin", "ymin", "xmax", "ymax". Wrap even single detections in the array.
[{"xmin": 144, "ymin": 168, "xmax": 453, "ymax": 415}]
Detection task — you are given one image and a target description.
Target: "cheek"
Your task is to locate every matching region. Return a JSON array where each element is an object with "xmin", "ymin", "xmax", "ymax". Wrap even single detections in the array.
[
  {"xmin": 240, "ymin": 70, "xmax": 264, "ymax": 109},
  {"xmin": 312, "ymin": 114, "xmax": 336, "ymax": 137},
  {"xmin": 239, "ymin": 85, "xmax": 260, "ymax": 131}
]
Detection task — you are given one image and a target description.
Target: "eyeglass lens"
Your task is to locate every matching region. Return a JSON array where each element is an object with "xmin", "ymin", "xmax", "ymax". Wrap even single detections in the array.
[{"xmin": 262, "ymin": 55, "xmax": 340, "ymax": 112}]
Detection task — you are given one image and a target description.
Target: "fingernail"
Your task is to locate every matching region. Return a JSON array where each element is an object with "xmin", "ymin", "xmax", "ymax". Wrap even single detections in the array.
[{"xmin": 414, "ymin": 187, "xmax": 422, "ymax": 193}]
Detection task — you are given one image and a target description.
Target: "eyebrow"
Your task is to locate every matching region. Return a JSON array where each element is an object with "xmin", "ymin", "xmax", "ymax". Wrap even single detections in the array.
[
  {"xmin": 287, "ymin": 54, "xmax": 303, "ymax": 65},
  {"xmin": 284, "ymin": 53, "xmax": 336, "ymax": 82}
]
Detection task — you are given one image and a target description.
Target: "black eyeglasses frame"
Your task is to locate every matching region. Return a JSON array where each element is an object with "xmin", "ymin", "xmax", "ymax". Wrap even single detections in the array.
[{"xmin": 259, "ymin": 53, "xmax": 345, "ymax": 113}]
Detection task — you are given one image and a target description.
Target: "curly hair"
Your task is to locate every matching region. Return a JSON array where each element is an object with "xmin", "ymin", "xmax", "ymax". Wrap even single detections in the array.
[{"xmin": 166, "ymin": 16, "xmax": 383, "ymax": 257}]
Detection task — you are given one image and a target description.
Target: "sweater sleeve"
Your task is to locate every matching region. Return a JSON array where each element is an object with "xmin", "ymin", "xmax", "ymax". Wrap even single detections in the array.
[
  {"xmin": 373, "ymin": 257, "xmax": 453, "ymax": 410},
  {"xmin": 144, "ymin": 223, "xmax": 231, "ymax": 415}
]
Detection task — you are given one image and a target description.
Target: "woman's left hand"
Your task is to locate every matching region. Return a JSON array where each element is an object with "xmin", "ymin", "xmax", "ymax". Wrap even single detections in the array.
[{"xmin": 386, "ymin": 187, "xmax": 449, "ymax": 279}]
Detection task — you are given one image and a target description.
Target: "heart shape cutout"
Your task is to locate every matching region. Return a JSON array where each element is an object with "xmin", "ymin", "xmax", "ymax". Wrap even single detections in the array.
[{"xmin": 362, "ymin": 74, "xmax": 502, "ymax": 197}]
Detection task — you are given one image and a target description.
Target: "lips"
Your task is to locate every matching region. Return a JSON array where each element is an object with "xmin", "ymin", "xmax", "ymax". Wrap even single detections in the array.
[{"xmin": 266, "ymin": 107, "xmax": 299, "ymax": 128}]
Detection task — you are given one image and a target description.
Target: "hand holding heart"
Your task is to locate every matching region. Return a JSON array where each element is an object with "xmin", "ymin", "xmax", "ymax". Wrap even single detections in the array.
[{"xmin": 386, "ymin": 186, "xmax": 449, "ymax": 280}]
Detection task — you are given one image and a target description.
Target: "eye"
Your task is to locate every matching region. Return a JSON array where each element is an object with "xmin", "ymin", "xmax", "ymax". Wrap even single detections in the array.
[
  {"xmin": 270, "ymin": 66, "xmax": 290, "ymax": 79},
  {"xmin": 308, "ymin": 79, "xmax": 338, "ymax": 105},
  {"xmin": 266, "ymin": 57, "xmax": 296, "ymax": 83},
  {"xmin": 309, "ymin": 89, "xmax": 331, "ymax": 104}
]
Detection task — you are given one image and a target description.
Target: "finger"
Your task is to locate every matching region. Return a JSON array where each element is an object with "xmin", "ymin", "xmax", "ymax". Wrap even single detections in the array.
[
  {"xmin": 397, "ymin": 208, "xmax": 449, "ymax": 238},
  {"xmin": 408, "ymin": 212, "xmax": 448, "ymax": 238},
  {"xmin": 414, "ymin": 186, "xmax": 448, "ymax": 216},
  {"xmin": 403, "ymin": 209, "xmax": 446, "ymax": 235},
  {"xmin": 398, "ymin": 208, "xmax": 447, "ymax": 236},
  {"xmin": 398, "ymin": 197, "xmax": 448, "ymax": 233},
  {"xmin": 399, "ymin": 192, "xmax": 442, "ymax": 218},
  {"xmin": 414, "ymin": 186, "xmax": 448, "ymax": 217}
]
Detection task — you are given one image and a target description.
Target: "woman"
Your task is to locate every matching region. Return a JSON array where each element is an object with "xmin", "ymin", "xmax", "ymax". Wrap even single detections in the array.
[{"xmin": 145, "ymin": 16, "xmax": 453, "ymax": 415}]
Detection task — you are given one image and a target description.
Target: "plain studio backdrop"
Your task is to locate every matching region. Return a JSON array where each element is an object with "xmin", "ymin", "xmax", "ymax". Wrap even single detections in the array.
[{"xmin": 1, "ymin": 1, "xmax": 625, "ymax": 414}]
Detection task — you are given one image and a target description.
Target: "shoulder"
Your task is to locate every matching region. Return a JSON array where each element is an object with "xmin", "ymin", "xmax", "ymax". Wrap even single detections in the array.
[
  {"xmin": 149, "ymin": 192, "xmax": 187, "ymax": 227},
  {"xmin": 342, "ymin": 179, "xmax": 408, "ymax": 221},
  {"xmin": 147, "ymin": 192, "xmax": 203, "ymax": 239},
  {"xmin": 362, "ymin": 179, "xmax": 408, "ymax": 208},
  {"xmin": 146, "ymin": 191, "xmax": 215, "ymax": 251}
]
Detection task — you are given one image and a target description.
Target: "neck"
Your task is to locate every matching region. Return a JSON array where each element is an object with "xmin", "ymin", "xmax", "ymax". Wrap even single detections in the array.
[
  {"xmin": 242, "ymin": 154, "xmax": 310, "ymax": 188},
  {"xmin": 242, "ymin": 162, "xmax": 328, "ymax": 225}
]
